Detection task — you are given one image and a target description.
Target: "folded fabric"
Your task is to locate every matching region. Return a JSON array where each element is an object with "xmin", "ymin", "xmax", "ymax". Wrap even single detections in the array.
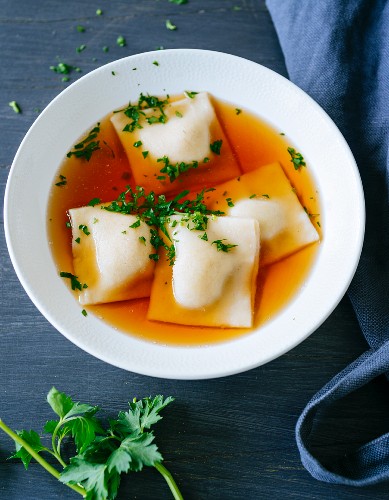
[{"xmin": 267, "ymin": 0, "xmax": 389, "ymax": 485}]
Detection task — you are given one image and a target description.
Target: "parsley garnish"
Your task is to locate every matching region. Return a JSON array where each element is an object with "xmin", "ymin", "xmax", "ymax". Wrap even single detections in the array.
[
  {"xmin": 0, "ymin": 388, "xmax": 182, "ymax": 500},
  {"xmin": 212, "ymin": 239, "xmax": 238, "ymax": 253},
  {"xmin": 175, "ymin": 111, "xmax": 183, "ymax": 118},
  {"xmin": 142, "ymin": 151, "xmax": 149, "ymax": 159},
  {"xmin": 88, "ymin": 197, "xmax": 101, "ymax": 207},
  {"xmin": 169, "ymin": 0, "xmax": 188, "ymax": 3},
  {"xmin": 9, "ymin": 101, "xmax": 21, "ymax": 114},
  {"xmin": 102, "ymin": 46, "xmax": 109, "ymax": 52},
  {"xmin": 130, "ymin": 219, "xmax": 141, "ymax": 228},
  {"xmin": 167, "ymin": 244, "xmax": 176, "ymax": 266},
  {"xmin": 226, "ymin": 197, "xmax": 234, "ymax": 207},
  {"xmin": 103, "ymin": 185, "xmax": 224, "ymax": 262},
  {"xmin": 133, "ymin": 140, "xmax": 142, "ymax": 148},
  {"xmin": 115, "ymin": 93, "xmax": 169, "ymax": 133},
  {"xmin": 184, "ymin": 90, "xmax": 198, "ymax": 99},
  {"xmin": 59, "ymin": 272, "xmax": 86, "ymax": 291},
  {"xmin": 78, "ymin": 224, "xmax": 90, "ymax": 236},
  {"xmin": 235, "ymin": 108, "xmax": 242, "ymax": 115},
  {"xmin": 81, "ymin": 309, "xmax": 88, "ymax": 317},
  {"xmin": 157, "ymin": 155, "xmax": 199, "ymax": 183},
  {"xmin": 287, "ymin": 147, "xmax": 306, "ymax": 170},
  {"xmin": 262, "ymin": 194, "xmax": 270, "ymax": 198},
  {"xmin": 139, "ymin": 236, "xmax": 146, "ymax": 244},
  {"xmin": 75, "ymin": 237, "xmax": 81, "ymax": 244},
  {"xmin": 165, "ymin": 19, "xmax": 177, "ymax": 30},
  {"xmin": 153, "ymin": 61, "xmax": 159, "ymax": 66},
  {"xmin": 200, "ymin": 232, "xmax": 208, "ymax": 241},
  {"xmin": 67, "ymin": 123, "xmax": 101, "ymax": 161},
  {"xmin": 116, "ymin": 35, "xmax": 126, "ymax": 47},
  {"xmin": 76, "ymin": 25, "xmax": 85, "ymax": 32},
  {"xmin": 210, "ymin": 139, "xmax": 223, "ymax": 155},
  {"xmin": 55, "ymin": 174, "xmax": 67, "ymax": 187},
  {"xmin": 96, "ymin": 8, "xmax": 102, "ymax": 15},
  {"xmin": 76, "ymin": 44, "xmax": 86, "ymax": 53}
]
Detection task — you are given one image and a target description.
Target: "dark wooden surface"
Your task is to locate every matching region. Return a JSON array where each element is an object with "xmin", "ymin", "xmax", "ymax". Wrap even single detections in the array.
[{"xmin": 1, "ymin": 1, "xmax": 389, "ymax": 499}]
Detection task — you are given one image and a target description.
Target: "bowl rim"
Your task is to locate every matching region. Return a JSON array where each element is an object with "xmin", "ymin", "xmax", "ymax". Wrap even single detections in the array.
[{"xmin": 4, "ymin": 48, "xmax": 365, "ymax": 379}]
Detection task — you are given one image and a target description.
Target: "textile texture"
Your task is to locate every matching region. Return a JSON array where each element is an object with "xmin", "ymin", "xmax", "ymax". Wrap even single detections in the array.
[{"xmin": 266, "ymin": 0, "xmax": 389, "ymax": 485}]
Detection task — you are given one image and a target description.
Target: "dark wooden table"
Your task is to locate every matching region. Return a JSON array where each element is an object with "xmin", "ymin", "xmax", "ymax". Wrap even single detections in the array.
[{"xmin": 2, "ymin": 1, "xmax": 389, "ymax": 499}]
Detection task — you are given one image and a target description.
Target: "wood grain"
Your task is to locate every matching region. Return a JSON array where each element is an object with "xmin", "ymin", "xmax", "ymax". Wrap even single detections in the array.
[{"xmin": 1, "ymin": 1, "xmax": 389, "ymax": 499}]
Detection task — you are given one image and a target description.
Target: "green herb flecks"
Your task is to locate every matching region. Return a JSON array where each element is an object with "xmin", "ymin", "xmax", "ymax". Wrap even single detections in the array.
[
  {"xmin": 81, "ymin": 309, "xmax": 88, "ymax": 317},
  {"xmin": 157, "ymin": 155, "xmax": 199, "ymax": 183},
  {"xmin": 76, "ymin": 25, "xmax": 85, "ymax": 32},
  {"xmin": 59, "ymin": 272, "xmax": 86, "ymax": 291},
  {"xmin": 115, "ymin": 93, "xmax": 169, "ymax": 133},
  {"xmin": 210, "ymin": 139, "xmax": 223, "ymax": 155},
  {"xmin": 226, "ymin": 197, "xmax": 234, "ymax": 207},
  {"xmin": 287, "ymin": 147, "xmax": 306, "ymax": 170},
  {"xmin": 235, "ymin": 108, "xmax": 242, "ymax": 115},
  {"xmin": 96, "ymin": 8, "xmax": 103, "ymax": 15},
  {"xmin": 67, "ymin": 123, "xmax": 101, "ymax": 161},
  {"xmin": 76, "ymin": 44, "xmax": 86, "ymax": 53},
  {"xmin": 55, "ymin": 174, "xmax": 67, "ymax": 187},
  {"xmin": 103, "ymin": 185, "xmax": 224, "ymax": 263},
  {"xmin": 88, "ymin": 197, "xmax": 101, "ymax": 207},
  {"xmin": 212, "ymin": 239, "xmax": 238, "ymax": 253},
  {"xmin": 78, "ymin": 224, "xmax": 90, "ymax": 236},
  {"xmin": 166, "ymin": 19, "xmax": 177, "ymax": 30},
  {"xmin": 133, "ymin": 140, "xmax": 143, "ymax": 148},
  {"xmin": 184, "ymin": 91, "xmax": 198, "ymax": 99},
  {"xmin": 169, "ymin": 0, "xmax": 188, "ymax": 4},
  {"xmin": 116, "ymin": 36, "xmax": 126, "ymax": 47},
  {"xmin": 0, "ymin": 388, "xmax": 182, "ymax": 500},
  {"xmin": 153, "ymin": 61, "xmax": 159, "ymax": 66},
  {"xmin": 9, "ymin": 101, "xmax": 21, "ymax": 114}
]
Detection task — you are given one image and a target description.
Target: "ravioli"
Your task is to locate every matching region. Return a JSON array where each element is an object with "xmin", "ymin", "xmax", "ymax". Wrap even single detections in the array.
[
  {"xmin": 110, "ymin": 92, "xmax": 240, "ymax": 195},
  {"xmin": 148, "ymin": 215, "xmax": 260, "ymax": 328},
  {"xmin": 69, "ymin": 206, "xmax": 155, "ymax": 305},
  {"xmin": 205, "ymin": 162, "xmax": 319, "ymax": 265}
]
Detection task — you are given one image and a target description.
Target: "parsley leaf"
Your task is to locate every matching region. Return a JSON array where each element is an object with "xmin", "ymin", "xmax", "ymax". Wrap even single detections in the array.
[
  {"xmin": 210, "ymin": 139, "xmax": 223, "ymax": 155},
  {"xmin": 287, "ymin": 147, "xmax": 306, "ymax": 170},
  {"xmin": 212, "ymin": 239, "xmax": 238, "ymax": 253},
  {"xmin": 67, "ymin": 123, "xmax": 101, "ymax": 161},
  {"xmin": 9, "ymin": 101, "xmax": 21, "ymax": 114},
  {"xmin": 9, "ymin": 430, "xmax": 47, "ymax": 470}
]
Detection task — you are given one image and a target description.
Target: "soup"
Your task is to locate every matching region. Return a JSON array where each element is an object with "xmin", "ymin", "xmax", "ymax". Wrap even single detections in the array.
[{"xmin": 47, "ymin": 93, "xmax": 321, "ymax": 346}]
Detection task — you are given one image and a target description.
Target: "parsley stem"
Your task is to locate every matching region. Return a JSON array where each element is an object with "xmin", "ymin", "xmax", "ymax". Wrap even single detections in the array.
[
  {"xmin": 51, "ymin": 419, "xmax": 67, "ymax": 468},
  {"xmin": 155, "ymin": 462, "xmax": 184, "ymax": 500},
  {"xmin": 0, "ymin": 418, "xmax": 86, "ymax": 497}
]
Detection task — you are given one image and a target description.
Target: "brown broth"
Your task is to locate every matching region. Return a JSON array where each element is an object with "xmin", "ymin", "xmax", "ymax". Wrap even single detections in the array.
[{"xmin": 47, "ymin": 97, "xmax": 321, "ymax": 346}]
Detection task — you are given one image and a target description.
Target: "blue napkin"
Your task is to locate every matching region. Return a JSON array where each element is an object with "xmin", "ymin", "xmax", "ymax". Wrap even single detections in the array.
[{"xmin": 266, "ymin": 0, "xmax": 389, "ymax": 485}]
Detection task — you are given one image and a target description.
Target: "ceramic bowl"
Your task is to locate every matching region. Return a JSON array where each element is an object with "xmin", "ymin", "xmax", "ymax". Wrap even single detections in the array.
[{"xmin": 4, "ymin": 49, "xmax": 365, "ymax": 379}]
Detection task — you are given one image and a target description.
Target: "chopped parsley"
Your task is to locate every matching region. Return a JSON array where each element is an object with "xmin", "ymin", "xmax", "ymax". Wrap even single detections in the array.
[
  {"xmin": 232, "ymin": 5, "xmax": 242, "ymax": 11},
  {"xmin": 81, "ymin": 309, "xmax": 88, "ymax": 316},
  {"xmin": 210, "ymin": 139, "xmax": 223, "ymax": 155},
  {"xmin": 75, "ymin": 237, "xmax": 81, "ymax": 244},
  {"xmin": 235, "ymin": 108, "xmax": 242, "ymax": 115},
  {"xmin": 103, "ymin": 185, "xmax": 224, "ymax": 263},
  {"xmin": 96, "ymin": 8, "xmax": 103, "ymax": 15},
  {"xmin": 65, "ymin": 221, "xmax": 72, "ymax": 228},
  {"xmin": 262, "ymin": 194, "xmax": 270, "ymax": 198},
  {"xmin": 287, "ymin": 147, "xmax": 306, "ymax": 170},
  {"xmin": 115, "ymin": 93, "xmax": 169, "ymax": 133},
  {"xmin": 153, "ymin": 61, "xmax": 159, "ymax": 66},
  {"xmin": 184, "ymin": 90, "xmax": 198, "ymax": 99},
  {"xmin": 111, "ymin": 71, "xmax": 116, "ymax": 76},
  {"xmin": 280, "ymin": 132, "xmax": 285, "ymax": 136},
  {"xmin": 55, "ymin": 174, "xmax": 67, "ymax": 187},
  {"xmin": 67, "ymin": 123, "xmax": 101, "ymax": 161},
  {"xmin": 102, "ymin": 46, "xmax": 109, "ymax": 53},
  {"xmin": 249, "ymin": 194, "xmax": 257, "ymax": 199},
  {"xmin": 76, "ymin": 44, "xmax": 86, "ymax": 53},
  {"xmin": 169, "ymin": 0, "xmax": 188, "ymax": 3},
  {"xmin": 200, "ymin": 232, "xmax": 208, "ymax": 241},
  {"xmin": 88, "ymin": 197, "xmax": 101, "ymax": 207},
  {"xmin": 61, "ymin": 76, "xmax": 70, "ymax": 83},
  {"xmin": 175, "ymin": 111, "xmax": 183, "ymax": 118},
  {"xmin": 9, "ymin": 101, "xmax": 21, "ymax": 114},
  {"xmin": 78, "ymin": 224, "xmax": 90, "ymax": 236},
  {"xmin": 212, "ymin": 239, "xmax": 238, "ymax": 253},
  {"xmin": 226, "ymin": 197, "xmax": 234, "ymax": 207},
  {"xmin": 76, "ymin": 25, "xmax": 86, "ymax": 32},
  {"xmin": 142, "ymin": 151, "xmax": 149, "ymax": 159},
  {"xmin": 157, "ymin": 155, "xmax": 199, "ymax": 183},
  {"xmin": 165, "ymin": 19, "xmax": 177, "ymax": 30},
  {"xmin": 50, "ymin": 60, "xmax": 81, "ymax": 77},
  {"xmin": 116, "ymin": 36, "xmax": 126, "ymax": 47},
  {"xmin": 133, "ymin": 140, "xmax": 142, "ymax": 148},
  {"xmin": 167, "ymin": 244, "xmax": 176, "ymax": 266},
  {"xmin": 59, "ymin": 272, "xmax": 86, "ymax": 291},
  {"xmin": 130, "ymin": 219, "xmax": 141, "ymax": 228},
  {"xmin": 139, "ymin": 236, "xmax": 146, "ymax": 244}
]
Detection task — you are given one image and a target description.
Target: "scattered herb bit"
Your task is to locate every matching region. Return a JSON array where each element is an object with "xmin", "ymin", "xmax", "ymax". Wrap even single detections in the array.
[
  {"xmin": 157, "ymin": 155, "xmax": 199, "ymax": 183},
  {"xmin": 76, "ymin": 44, "xmax": 86, "ymax": 53},
  {"xmin": 50, "ymin": 61, "xmax": 75, "ymax": 75},
  {"xmin": 203, "ymin": 157, "xmax": 210, "ymax": 163},
  {"xmin": 212, "ymin": 239, "xmax": 238, "ymax": 253},
  {"xmin": 304, "ymin": 207, "xmax": 320, "ymax": 219},
  {"xmin": 102, "ymin": 46, "xmax": 109, "ymax": 53},
  {"xmin": 115, "ymin": 93, "xmax": 169, "ymax": 133},
  {"xmin": 122, "ymin": 230, "xmax": 127, "ymax": 234},
  {"xmin": 280, "ymin": 132, "xmax": 285, "ymax": 136},
  {"xmin": 142, "ymin": 151, "xmax": 149, "ymax": 159},
  {"xmin": 67, "ymin": 123, "xmax": 101, "ymax": 161},
  {"xmin": 169, "ymin": 0, "xmax": 188, "ymax": 4},
  {"xmin": 55, "ymin": 174, "xmax": 67, "ymax": 187},
  {"xmin": 157, "ymin": 175, "xmax": 166, "ymax": 181},
  {"xmin": 61, "ymin": 76, "xmax": 70, "ymax": 82},
  {"xmin": 116, "ymin": 36, "xmax": 126, "ymax": 47},
  {"xmin": 59, "ymin": 272, "xmax": 85, "ymax": 291},
  {"xmin": 167, "ymin": 244, "xmax": 175, "ymax": 266},
  {"xmin": 81, "ymin": 309, "xmax": 88, "ymax": 317},
  {"xmin": 210, "ymin": 139, "xmax": 223, "ymax": 155},
  {"xmin": 287, "ymin": 147, "xmax": 306, "ymax": 170},
  {"xmin": 235, "ymin": 108, "xmax": 242, "ymax": 115},
  {"xmin": 111, "ymin": 70, "xmax": 116, "ymax": 76},
  {"xmin": 0, "ymin": 388, "xmax": 181, "ymax": 500},
  {"xmin": 9, "ymin": 101, "xmax": 21, "ymax": 114},
  {"xmin": 232, "ymin": 5, "xmax": 242, "ymax": 11},
  {"xmin": 132, "ymin": 67, "xmax": 137, "ymax": 71},
  {"xmin": 75, "ymin": 237, "xmax": 81, "ymax": 244},
  {"xmin": 78, "ymin": 224, "xmax": 90, "ymax": 236},
  {"xmin": 96, "ymin": 8, "xmax": 103, "ymax": 15},
  {"xmin": 153, "ymin": 61, "xmax": 159, "ymax": 66},
  {"xmin": 139, "ymin": 236, "xmax": 146, "ymax": 244},
  {"xmin": 75, "ymin": 67, "xmax": 82, "ymax": 73},
  {"xmin": 226, "ymin": 197, "xmax": 234, "ymax": 207},
  {"xmin": 88, "ymin": 197, "xmax": 101, "ymax": 207},
  {"xmin": 76, "ymin": 25, "xmax": 85, "ymax": 32},
  {"xmin": 262, "ymin": 194, "xmax": 270, "ymax": 198},
  {"xmin": 166, "ymin": 19, "xmax": 177, "ymax": 30},
  {"xmin": 317, "ymin": 221, "xmax": 321, "ymax": 227},
  {"xmin": 34, "ymin": 107, "xmax": 41, "ymax": 114},
  {"xmin": 130, "ymin": 219, "xmax": 141, "ymax": 229},
  {"xmin": 66, "ymin": 222, "xmax": 72, "ymax": 228},
  {"xmin": 184, "ymin": 90, "xmax": 198, "ymax": 99},
  {"xmin": 149, "ymin": 253, "xmax": 160, "ymax": 261},
  {"xmin": 156, "ymin": 46, "xmax": 164, "ymax": 50},
  {"xmin": 249, "ymin": 194, "xmax": 257, "ymax": 199},
  {"xmin": 175, "ymin": 111, "xmax": 183, "ymax": 118},
  {"xmin": 200, "ymin": 232, "xmax": 208, "ymax": 241},
  {"xmin": 133, "ymin": 140, "xmax": 143, "ymax": 148}
]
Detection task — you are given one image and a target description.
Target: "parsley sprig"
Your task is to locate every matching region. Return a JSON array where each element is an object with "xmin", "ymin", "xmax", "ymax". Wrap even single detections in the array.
[
  {"xmin": 67, "ymin": 123, "xmax": 101, "ymax": 161},
  {"xmin": 0, "ymin": 388, "xmax": 182, "ymax": 500},
  {"xmin": 103, "ymin": 185, "xmax": 224, "ymax": 263}
]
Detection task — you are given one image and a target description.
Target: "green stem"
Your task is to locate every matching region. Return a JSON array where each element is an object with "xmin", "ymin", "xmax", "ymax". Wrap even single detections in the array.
[
  {"xmin": 51, "ymin": 419, "xmax": 67, "ymax": 468},
  {"xmin": 0, "ymin": 418, "xmax": 85, "ymax": 498},
  {"xmin": 155, "ymin": 462, "xmax": 184, "ymax": 500}
]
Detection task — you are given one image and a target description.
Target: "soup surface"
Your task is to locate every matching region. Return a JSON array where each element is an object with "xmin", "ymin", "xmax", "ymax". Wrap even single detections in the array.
[{"xmin": 47, "ymin": 95, "xmax": 321, "ymax": 346}]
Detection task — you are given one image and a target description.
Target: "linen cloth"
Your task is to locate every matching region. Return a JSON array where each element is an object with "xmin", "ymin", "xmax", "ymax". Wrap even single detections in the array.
[{"xmin": 266, "ymin": 0, "xmax": 389, "ymax": 485}]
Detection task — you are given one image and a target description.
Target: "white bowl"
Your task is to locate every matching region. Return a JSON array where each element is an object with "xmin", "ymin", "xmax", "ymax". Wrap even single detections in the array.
[{"xmin": 4, "ymin": 49, "xmax": 365, "ymax": 379}]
